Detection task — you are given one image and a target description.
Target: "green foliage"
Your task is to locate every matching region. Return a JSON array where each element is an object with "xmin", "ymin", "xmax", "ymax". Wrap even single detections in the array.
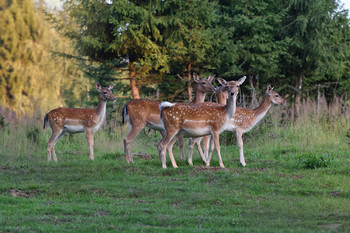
[
  {"xmin": 26, "ymin": 125, "xmax": 40, "ymax": 144},
  {"xmin": 0, "ymin": 0, "xmax": 88, "ymax": 117},
  {"xmin": 297, "ymin": 152, "xmax": 333, "ymax": 169},
  {"xmin": 2, "ymin": 0, "xmax": 350, "ymax": 117},
  {"xmin": 0, "ymin": 115, "xmax": 6, "ymax": 129}
]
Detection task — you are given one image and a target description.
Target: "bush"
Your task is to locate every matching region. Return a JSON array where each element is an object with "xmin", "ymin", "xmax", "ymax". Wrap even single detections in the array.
[{"xmin": 297, "ymin": 153, "xmax": 333, "ymax": 169}]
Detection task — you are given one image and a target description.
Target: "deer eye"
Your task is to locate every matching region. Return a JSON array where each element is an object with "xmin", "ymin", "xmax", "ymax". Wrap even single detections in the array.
[
  {"xmin": 103, "ymin": 91, "xmax": 108, "ymax": 95},
  {"xmin": 275, "ymin": 94, "xmax": 279, "ymax": 97}
]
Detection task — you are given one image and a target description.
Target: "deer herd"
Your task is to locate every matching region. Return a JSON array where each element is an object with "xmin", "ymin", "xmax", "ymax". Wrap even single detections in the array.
[{"xmin": 43, "ymin": 74, "xmax": 286, "ymax": 169}]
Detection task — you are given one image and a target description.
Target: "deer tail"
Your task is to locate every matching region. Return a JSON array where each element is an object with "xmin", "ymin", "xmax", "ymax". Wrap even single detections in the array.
[
  {"xmin": 122, "ymin": 104, "xmax": 127, "ymax": 125},
  {"xmin": 43, "ymin": 113, "xmax": 49, "ymax": 129},
  {"xmin": 159, "ymin": 101, "xmax": 175, "ymax": 110}
]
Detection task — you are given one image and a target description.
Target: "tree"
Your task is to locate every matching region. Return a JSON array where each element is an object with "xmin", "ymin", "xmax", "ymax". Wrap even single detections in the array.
[
  {"xmin": 281, "ymin": 0, "xmax": 339, "ymax": 118},
  {"xmin": 0, "ymin": 0, "xmax": 87, "ymax": 116},
  {"xmin": 215, "ymin": 0, "xmax": 288, "ymax": 106},
  {"xmin": 161, "ymin": 0, "xmax": 219, "ymax": 101},
  {"xmin": 62, "ymin": 0, "xmax": 170, "ymax": 99}
]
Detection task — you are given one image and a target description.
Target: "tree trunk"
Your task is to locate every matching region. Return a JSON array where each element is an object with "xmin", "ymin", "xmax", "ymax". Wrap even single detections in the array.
[
  {"xmin": 129, "ymin": 63, "xmax": 140, "ymax": 99},
  {"xmin": 187, "ymin": 63, "xmax": 192, "ymax": 102},
  {"xmin": 317, "ymin": 84, "xmax": 320, "ymax": 117},
  {"xmin": 249, "ymin": 75, "xmax": 257, "ymax": 108},
  {"xmin": 294, "ymin": 73, "xmax": 303, "ymax": 120}
]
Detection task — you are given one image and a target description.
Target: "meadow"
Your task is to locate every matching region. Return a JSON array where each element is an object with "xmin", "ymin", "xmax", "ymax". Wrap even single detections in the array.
[{"xmin": 0, "ymin": 104, "xmax": 350, "ymax": 232}]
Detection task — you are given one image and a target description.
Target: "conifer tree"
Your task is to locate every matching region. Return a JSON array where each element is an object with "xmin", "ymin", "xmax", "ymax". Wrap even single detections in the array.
[
  {"xmin": 281, "ymin": 0, "xmax": 341, "ymax": 118},
  {"xmin": 160, "ymin": 0, "xmax": 219, "ymax": 101},
  {"xmin": 62, "ymin": 0, "xmax": 170, "ymax": 99}
]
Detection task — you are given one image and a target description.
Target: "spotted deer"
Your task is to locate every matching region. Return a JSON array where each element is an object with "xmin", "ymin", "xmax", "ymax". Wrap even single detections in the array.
[
  {"xmin": 43, "ymin": 83, "xmax": 116, "ymax": 161},
  {"xmin": 187, "ymin": 80, "xmax": 229, "ymax": 164},
  {"xmin": 199, "ymin": 85, "xmax": 287, "ymax": 167},
  {"xmin": 158, "ymin": 76, "xmax": 246, "ymax": 169},
  {"xmin": 122, "ymin": 73, "xmax": 216, "ymax": 163}
]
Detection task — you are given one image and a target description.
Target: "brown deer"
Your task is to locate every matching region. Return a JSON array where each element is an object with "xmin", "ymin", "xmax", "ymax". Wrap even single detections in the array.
[
  {"xmin": 43, "ymin": 83, "xmax": 116, "ymax": 161},
  {"xmin": 187, "ymin": 81, "xmax": 229, "ymax": 164},
  {"xmin": 201, "ymin": 85, "xmax": 287, "ymax": 167},
  {"xmin": 158, "ymin": 76, "xmax": 246, "ymax": 169},
  {"xmin": 122, "ymin": 73, "xmax": 216, "ymax": 163}
]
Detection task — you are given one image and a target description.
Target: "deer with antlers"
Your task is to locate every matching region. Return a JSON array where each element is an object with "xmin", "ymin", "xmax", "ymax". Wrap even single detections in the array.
[
  {"xmin": 190, "ymin": 85, "xmax": 287, "ymax": 167},
  {"xmin": 122, "ymin": 73, "xmax": 216, "ymax": 164},
  {"xmin": 43, "ymin": 83, "xmax": 116, "ymax": 161},
  {"xmin": 158, "ymin": 76, "xmax": 246, "ymax": 169}
]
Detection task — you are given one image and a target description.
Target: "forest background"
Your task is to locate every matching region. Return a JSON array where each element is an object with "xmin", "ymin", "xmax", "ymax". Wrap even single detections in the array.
[{"xmin": 1, "ymin": 0, "xmax": 350, "ymax": 121}]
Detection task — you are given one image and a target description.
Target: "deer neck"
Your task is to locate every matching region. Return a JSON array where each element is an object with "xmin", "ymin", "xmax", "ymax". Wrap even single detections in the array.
[
  {"xmin": 96, "ymin": 96, "xmax": 107, "ymax": 119},
  {"xmin": 225, "ymin": 93, "xmax": 237, "ymax": 120},
  {"xmin": 217, "ymin": 87, "xmax": 228, "ymax": 105},
  {"xmin": 253, "ymin": 94, "xmax": 272, "ymax": 118},
  {"xmin": 192, "ymin": 88, "xmax": 206, "ymax": 104}
]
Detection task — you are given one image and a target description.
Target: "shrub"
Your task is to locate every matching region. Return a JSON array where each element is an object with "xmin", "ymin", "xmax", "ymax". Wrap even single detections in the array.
[
  {"xmin": 297, "ymin": 153, "xmax": 333, "ymax": 169},
  {"xmin": 26, "ymin": 126, "xmax": 40, "ymax": 144}
]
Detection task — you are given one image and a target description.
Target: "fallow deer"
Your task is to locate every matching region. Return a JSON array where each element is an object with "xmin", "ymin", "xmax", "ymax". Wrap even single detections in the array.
[
  {"xmin": 202, "ymin": 85, "xmax": 287, "ymax": 167},
  {"xmin": 158, "ymin": 76, "xmax": 246, "ymax": 169},
  {"xmin": 43, "ymin": 83, "xmax": 116, "ymax": 161},
  {"xmin": 122, "ymin": 73, "xmax": 216, "ymax": 163}
]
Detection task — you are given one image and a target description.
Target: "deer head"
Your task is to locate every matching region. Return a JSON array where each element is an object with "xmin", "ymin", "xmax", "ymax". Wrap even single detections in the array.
[
  {"xmin": 266, "ymin": 85, "xmax": 287, "ymax": 105},
  {"xmin": 193, "ymin": 73, "xmax": 216, "ymax": 94},
  {"xmin": 218, "ymin": 76, "xmax": 246, "ymax": 96},
  {"xmin": 96, "ymin": 83, "xmax": 117, "ymax": 101}
]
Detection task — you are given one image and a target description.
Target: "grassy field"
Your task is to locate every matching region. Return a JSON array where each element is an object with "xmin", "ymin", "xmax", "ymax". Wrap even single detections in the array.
[{"xmin": 0, "ymin": 113, "xmax": 350, "ymax": 232}]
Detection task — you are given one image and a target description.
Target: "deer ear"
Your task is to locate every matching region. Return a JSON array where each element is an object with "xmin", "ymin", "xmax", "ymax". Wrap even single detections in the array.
[
  {"xmin": 108, "ymin": 84, "xmax": 115, "ymax": 90},
  {"xmin": 207, "ymin": 74, "xmax": 216, "ymax": 82},
  {"xmin": 193, "ymin": 72, "xmax": 200, "ymax": 82},
  {"xmin": 217, "ymin": 78, "xmax": 227, "ymax": 86},
  {"xmin": 267, "ymin": 85, "xmax": 274, "ymax": 94},
  {"xmin": 237, "ymin": 76, "xmax": 246, "ymax": 85},
  {"xmin": 96, "ymin": 83, "xmax": 102, "ymax": 91}
]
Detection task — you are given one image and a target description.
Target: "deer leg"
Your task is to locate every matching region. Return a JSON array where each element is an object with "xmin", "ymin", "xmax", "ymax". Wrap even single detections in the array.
[
  {"xmin": 123, "ymin": 123, "xmax": 145, "ymax": 163},
  {"xmin": 178, "ymin": 135, "xmax": 185, "ymax": 160},
  {"xmin": 158, "ymin": 129, "xmax": 178, "ymax": 169},
  {"xmin": 212, "ymin": 131, "xmax": 225, "ymax": 168},
  {"xmin": 188, "ymin": 137, "xmax": 205, "ymax": 165},
  {"xmin": 47, "ymin": 129, "xmax": 64, "ymax": 162},
  {"xmin": 194, "ymin": 137, "xmax": 207, "ymax": 163},
  {"xmin": 166, "ymin": 135, "xmax": 179, "ymax": 168},
  {"xmin": 188, "ymin": 137, "xmax": 195, "ymax": 166},
  {"xmin": 206, "ymin": 136, "xmax": 215, "ymax": 167},
  {"xmin": 236, "ymin": 130, "xmax": 246, "ymax": 166},
  {"xmin": 85, "ymin": 128, "xmax": 94, "ymax": 160},
  {"xmin": 202, "ymin": 135, "xmax": 210, "ymax": 162}
]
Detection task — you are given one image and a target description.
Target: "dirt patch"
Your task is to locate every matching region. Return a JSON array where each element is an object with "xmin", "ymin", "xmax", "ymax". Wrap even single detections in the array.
[
  {"xmin": 94, "ymin": 210, "xmax": 109, "ymax": 216},
  {"xmin": 166, "ymin": 178, "xmax": 188, "ymax": 182},
  {"xmin": 329, "ymin": 191, "xmax": 342, "ymax": 197},
  {"xmin": 0, "ymin": 166, "xmax": 14, "ymax": 172},
  {"xmin": 133, "ymin": 152, "xmax": 152, "ymax": 160},
  {"xmin": 134, "ymin": 200, "xmax": 152, "ymax": 204},
  {"xmin": 290, "ymin": 174, "xmax": 305, "ymax": 179},
  {"xmin": 243, "ymin": 168, "xmax": 267, "ymax": 172},
  {"xmin": 9, "ymin": 189, "xmax": 39, "ymax": 198},
  {"xmin": 192, "ymin": 166, "xmax": 229, "ymax": 173},
  {"xmin": 318, "ymin": 223, "xmax": 341, "ymax": 229}
]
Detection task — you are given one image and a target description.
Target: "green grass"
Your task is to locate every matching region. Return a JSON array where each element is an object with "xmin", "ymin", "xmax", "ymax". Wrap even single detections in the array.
[{"xmin": 0, "ymin": 116, "xmax": 350, "ymax": 232}]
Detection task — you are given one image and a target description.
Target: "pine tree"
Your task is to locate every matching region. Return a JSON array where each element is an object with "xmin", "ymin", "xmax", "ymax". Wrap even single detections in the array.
[
  {"xmin": 281, "ymin": 0, "xmax": 342, "ymax": 118},
  {"xmin": 61, "ymin": 0, "xmax": 170, "ymax": 99},
  {"xmin": 160, "ymin": 0, "xmax": 219, "ymax": 101}
]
